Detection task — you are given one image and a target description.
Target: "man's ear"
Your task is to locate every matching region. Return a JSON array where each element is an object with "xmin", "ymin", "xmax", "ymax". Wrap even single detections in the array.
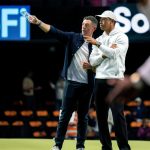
[{"xmin": 93, "ymin": 26, "xmax": 97, "ymax": 32}]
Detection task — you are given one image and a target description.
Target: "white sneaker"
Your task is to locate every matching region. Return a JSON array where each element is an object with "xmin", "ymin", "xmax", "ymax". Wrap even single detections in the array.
[
  {"xmin": 76, "ymin": 148, "xmax": 84, "ymax": 150},
  {"xmin": 51, "ymin": 146, "xmax": 61, "ymax": 150}
]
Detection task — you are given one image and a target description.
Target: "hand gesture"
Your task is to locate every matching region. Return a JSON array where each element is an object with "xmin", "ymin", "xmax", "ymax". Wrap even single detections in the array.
[
  {"xmin": 82, "ymin": 62, "xmax": 92, "ymax": 70},
  {"xmin": 83, "ymin": 36, "xmax": 97, "ymax": 45},
  {"xmin": 28, "ymin": 15, "xmax": 41, "ymax": 25}
]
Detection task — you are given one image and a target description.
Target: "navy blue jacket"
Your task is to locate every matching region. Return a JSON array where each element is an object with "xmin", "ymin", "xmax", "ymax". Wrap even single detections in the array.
[{"xmin": 49, "ymin": 26, "xmax": 95, "ymax": 88}]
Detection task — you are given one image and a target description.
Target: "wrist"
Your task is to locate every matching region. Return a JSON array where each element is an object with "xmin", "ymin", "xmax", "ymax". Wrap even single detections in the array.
[
  {"xmin": 37, "ymin": 20, "xmax": 42, "ymax": 26},
  {"xmin": 95, "ymin": 41, "xmax": 101, "ymax": 48}
]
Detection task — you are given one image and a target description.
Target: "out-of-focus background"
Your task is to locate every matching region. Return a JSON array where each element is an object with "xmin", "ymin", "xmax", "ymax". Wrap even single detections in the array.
[{"xmin": 0, "ymin": 0, "xmax": 150, "ymax": 140}]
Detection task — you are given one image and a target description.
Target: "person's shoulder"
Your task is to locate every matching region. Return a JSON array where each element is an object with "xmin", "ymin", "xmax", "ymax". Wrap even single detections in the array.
[
  {"xmin": 116, "ymin": 28, "xmax": 128, "ymax": 37},
  {"xmin": 72, "ymin": 32, "xmax": 84, "ymax": 40},
  {"xmin": 117, "ymin": 30, "xmax": 129, "ymax": 40},
  {"xmin": 74, "ymin": 32, "xmax": 82, "ymax": 36},
  {"xmin": 122, "ymin": 33, "xmax": 129, "ymax": 41},
  {"xmin": 96, "ymin": 34, "xmax": 103, "ymax": 40},
  {"xmin": 50, "ymin": 25, "xmax": 76, "ymax": 35}
]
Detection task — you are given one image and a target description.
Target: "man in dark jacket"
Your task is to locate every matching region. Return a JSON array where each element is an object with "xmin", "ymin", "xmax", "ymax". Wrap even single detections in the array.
[{"xmin": 28, "ymin": 15, "xmax": 98, "ymax": 150}]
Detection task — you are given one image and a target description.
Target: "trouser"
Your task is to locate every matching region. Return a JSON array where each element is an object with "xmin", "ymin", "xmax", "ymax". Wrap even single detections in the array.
[
  {"xmin": 94, "ymin": 79, "xmax": 131, "ymax": 150},
  {"xmin": 55, "ymin": 80, "xmax": 92, "ymax": 149}
]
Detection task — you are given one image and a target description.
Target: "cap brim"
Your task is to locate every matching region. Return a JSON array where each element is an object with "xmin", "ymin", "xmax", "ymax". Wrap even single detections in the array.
[
  {"xmin": 95, "ymin": 15, "xmax": 107, "ymax": 18},
  {"xmin": 95, "ymin": 15, "xmax": 102, "ymax": 18},
  {"xmin": 96, "ymin": 15, "xmax": 117, "ymax": 21}
]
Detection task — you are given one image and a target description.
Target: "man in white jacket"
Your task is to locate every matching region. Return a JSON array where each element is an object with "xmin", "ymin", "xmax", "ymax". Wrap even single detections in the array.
[{"xmin": 84, "ymin": 10, "xmax": 131, "ymax": 150}]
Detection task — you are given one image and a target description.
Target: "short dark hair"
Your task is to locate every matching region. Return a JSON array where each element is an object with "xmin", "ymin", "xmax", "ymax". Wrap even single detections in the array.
[{"xmin": 83, "ymin": 16, "xmax": 98, "ymax": 27}]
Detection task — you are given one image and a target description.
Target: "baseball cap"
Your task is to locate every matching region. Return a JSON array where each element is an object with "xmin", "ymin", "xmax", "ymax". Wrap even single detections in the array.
[{"xmin": 96, "ymin": 10, "xmax": 117, "ymax": 21}]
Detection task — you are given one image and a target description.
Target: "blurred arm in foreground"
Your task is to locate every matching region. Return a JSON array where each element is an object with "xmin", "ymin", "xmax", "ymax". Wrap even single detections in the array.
[{"xmin": 106, "ymin": 56, "xmax": 150, "ymax": 103}]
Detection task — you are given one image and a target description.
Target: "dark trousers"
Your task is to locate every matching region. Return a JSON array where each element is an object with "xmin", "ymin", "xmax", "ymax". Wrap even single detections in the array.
[
  {"xmin": 55, "ymin": 80, "xmax": 92, "ymax": 149},
  {"xmin": 94, "ymin": 79, "xmax": 131, "ymax": 150}
]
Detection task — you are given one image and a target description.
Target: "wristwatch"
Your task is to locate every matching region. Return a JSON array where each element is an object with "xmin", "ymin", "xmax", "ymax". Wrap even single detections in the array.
[{"xmin": 95, "ymin": 41, "xmax": 101, "ymax": 48}]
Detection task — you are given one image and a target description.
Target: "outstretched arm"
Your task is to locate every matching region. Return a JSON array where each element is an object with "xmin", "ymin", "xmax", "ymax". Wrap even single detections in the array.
[
  {"xmin": 28, "ymin": 15, "xmax": 73, "ymax": 42},
  {"xmin": 28, "ymin": 15, "xmax": 50, "ymax": 33}
]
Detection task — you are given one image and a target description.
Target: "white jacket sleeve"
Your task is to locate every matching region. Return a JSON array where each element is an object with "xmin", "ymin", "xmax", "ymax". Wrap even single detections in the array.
[
  {"xmin": 100, "ymin": 34, "xmax": 129, "ymax": 59},
  {"xmin": 89, "ymin": 45, "xmax": 104, "ymax": 67}
]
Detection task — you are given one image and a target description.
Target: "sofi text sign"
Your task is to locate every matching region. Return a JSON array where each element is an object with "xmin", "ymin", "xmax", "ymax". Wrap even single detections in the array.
[
  {"xmin": 112, "ymin": 4, "xmax": 150, "ymax": 42},
  {"xmin": 0, "ymin": 6, "xmax": 30, "ymax": 41}
]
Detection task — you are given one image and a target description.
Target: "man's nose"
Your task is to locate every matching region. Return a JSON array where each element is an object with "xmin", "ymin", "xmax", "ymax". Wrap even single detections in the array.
[
  {"xmin": 82, "ymin": 25, "xmax": 85, "ymax": 28},
  {"xmin": 82, "ymin": 26, "xmax": 86, "ymax": 29}
]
